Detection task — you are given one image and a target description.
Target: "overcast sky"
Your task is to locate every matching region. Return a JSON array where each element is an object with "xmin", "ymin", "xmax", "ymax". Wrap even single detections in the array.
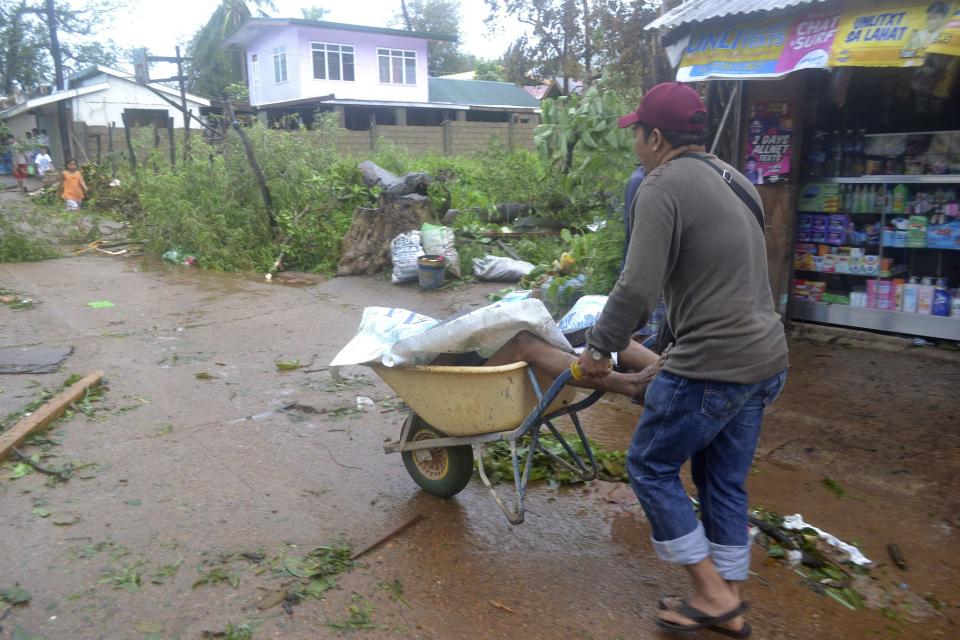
[{"xmin": 109, "ymin": 0, "xmax": 524, "ymax": 68}]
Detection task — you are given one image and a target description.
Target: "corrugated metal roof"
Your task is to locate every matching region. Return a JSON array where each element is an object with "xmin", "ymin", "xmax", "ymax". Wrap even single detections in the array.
[
  {"xmin": 646, "ymin": 0, "xmax": 833, "ymax": 32},
  {"xmin": 428, "ymin": 78, "xmax": 541, "ymax": 109}
]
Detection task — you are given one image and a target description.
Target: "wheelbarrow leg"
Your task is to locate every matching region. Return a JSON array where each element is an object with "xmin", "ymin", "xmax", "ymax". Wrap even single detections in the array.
[{"xmin": 473, "ymin": 442, "xmax": 527, "ymax": 525}]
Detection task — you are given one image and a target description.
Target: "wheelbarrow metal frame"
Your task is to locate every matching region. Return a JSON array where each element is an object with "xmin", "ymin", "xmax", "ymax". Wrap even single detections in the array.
[{"xmin": 384, "ymin": 368, "xmax": 605, "ymax": 524}]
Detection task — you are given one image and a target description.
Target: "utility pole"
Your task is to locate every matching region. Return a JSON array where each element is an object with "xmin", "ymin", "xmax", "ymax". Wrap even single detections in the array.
[
  {"xmin": 44, "ymin": 0, "xmax": 71, "ymax": 161},
  {"xmin": 133, "ymin": 47, "xmax": 195, "ymax": 160},
  {"xmin": 175, "ymin": 46, "xmax": 190, "ymax": 159}
]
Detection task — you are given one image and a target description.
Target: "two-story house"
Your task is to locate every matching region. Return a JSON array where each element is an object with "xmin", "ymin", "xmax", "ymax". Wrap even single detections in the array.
[{"xmin": 222, "ymin": 18, "xmax": 540, "ymax": 131}]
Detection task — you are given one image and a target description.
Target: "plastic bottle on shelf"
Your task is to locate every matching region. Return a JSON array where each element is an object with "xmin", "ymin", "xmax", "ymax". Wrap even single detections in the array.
[
  {"xmin": 951, "ymin": 291, "xmax": 960, "ymax": 318},
  {"xmin": 874, "ymin": 185, "xmax": 885, "ymax": 213},
  {"xmin": 933, "ymin": 279, "xmax": 951, "ymax": 317},
  {"xmin": 892, "ymin": 184, "xmax": 909, "ymax": 214},
  {"xmin": 917, "ymin": 277, "xmax": 935, "ymax": 315},
  {"xmin": 902, "ymin": 277, "xmax": 920, "ymax": 313}
]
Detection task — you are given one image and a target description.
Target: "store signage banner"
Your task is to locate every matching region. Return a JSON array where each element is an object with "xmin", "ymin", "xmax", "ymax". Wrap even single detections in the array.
[
  {"xmin": 676, "ymin": 2, "xmax": 960, "ymax": 80},
  {"xmin": 832, "ymin": 1, "xmax": 959, "ymax": 67},
  {"xmin": 927, "ymin": 4, "xmax": 960, "ymax": 56},
  {"xmin": 743, "ymin": 102, "xmax": 793, "ymax": 185},
  {"xmin": 677, "ymin": 12, "xmax": 840, "ymax": 81}
]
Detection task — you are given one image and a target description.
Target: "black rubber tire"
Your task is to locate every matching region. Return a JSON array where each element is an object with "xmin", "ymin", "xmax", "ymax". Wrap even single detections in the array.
[{"xmin": 401, "ymin": 415, "xmax": 474, "ymax": 498}]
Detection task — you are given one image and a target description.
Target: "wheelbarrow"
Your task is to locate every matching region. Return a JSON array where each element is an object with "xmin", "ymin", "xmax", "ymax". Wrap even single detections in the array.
[{"xmin": 371, "ymin": 362, "xmax": 605, "ymax": 524}]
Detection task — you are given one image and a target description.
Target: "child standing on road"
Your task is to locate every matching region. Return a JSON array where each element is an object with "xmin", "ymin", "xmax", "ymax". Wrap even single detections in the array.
[
  {"xmin": 13, "ymin": 144, "xmax": 29, "ymax": 192},
  {"xmin": 59, "ymin": 159, "xmax": 87, "ymax": 210},
  {"xmin": 34, "ymin": 146, "xmax": 53, "ymax": 179}
]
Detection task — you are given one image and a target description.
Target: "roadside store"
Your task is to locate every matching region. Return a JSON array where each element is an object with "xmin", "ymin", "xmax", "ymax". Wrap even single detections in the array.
[{"xmin": 650, "ymin": 0, "xmax": 960, "ymax": 341}]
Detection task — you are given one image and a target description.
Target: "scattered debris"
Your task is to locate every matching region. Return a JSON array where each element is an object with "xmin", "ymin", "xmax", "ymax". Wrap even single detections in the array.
[
  {"xmin": 350, "ymin": 514, "xmax": 423, "ymax": 560},
  {"xmin": 195, "ymin": 372, "xmax": 216, "ymax": 380},
  {"xmin": 0, "ymin": 371, "xmax": 104, "ymax": 463},
  {"xmin": 86, "ymin": 301, "xmax": 115, "ymax": 309},
  {"xmin": 193, "ymin": 567, "xmax": 239, "ymax": 589},
  {"xmin": 328, "ymin": 597, "xmax": 382, "ymax": 632},
  {"xmin": 355, "ymin": 396, "xmax": 374, "ymax": 410},
  {"xmin": 888, "ymin": 543, "xmax": 908, "ymax": 570},
  {"xmin": 0, "ymin": 346, "xmax": 73, "ymax": 374},
  {"xmin": 489, "ymin": 600, "xmax": 516, "ymax": 614},
  {"xmin": 0, "ymin": 585, "xmax": 32, "ymax": 605}
]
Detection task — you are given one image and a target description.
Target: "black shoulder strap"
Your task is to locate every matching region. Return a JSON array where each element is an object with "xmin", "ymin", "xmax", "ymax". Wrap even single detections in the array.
[{"xmin": 681, "ymin": 154, "xmax": 765, "ymax": 230}]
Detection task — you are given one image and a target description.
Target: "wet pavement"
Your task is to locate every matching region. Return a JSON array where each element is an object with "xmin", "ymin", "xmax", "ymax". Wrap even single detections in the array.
[{"xmin": 1, "ymin": 210, "xmax": 959, "ymax": 639}]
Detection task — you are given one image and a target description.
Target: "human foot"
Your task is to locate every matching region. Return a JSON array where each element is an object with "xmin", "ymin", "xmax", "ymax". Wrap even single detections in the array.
[{"xmin": 657, "ymin": 596, "xmax": 749, "ymax": 636}]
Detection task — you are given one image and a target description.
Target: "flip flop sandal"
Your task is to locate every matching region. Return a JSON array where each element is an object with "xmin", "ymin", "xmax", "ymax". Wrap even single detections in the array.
[
  {"xmin": 655, "ymin": 599, "xmax": 749, "ymax": 634},
  {"xmin": 658, "ymin": 596, "xmax": 751, "ymax": 637},
  {"xmin": 707, "ymin": 621, "xmax": 752, "ymax": 638}
]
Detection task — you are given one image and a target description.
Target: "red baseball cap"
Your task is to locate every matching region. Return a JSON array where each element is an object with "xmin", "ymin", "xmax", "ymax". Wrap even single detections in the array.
[{"xmin": 617, "ymin": 82, "xmax": 708, "ymax": 131}]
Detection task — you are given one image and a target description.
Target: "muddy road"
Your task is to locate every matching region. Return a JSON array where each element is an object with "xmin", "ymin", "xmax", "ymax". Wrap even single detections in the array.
[{"xmin": 1, "ymin": 245, "xmax": 958, "ymax": 638}]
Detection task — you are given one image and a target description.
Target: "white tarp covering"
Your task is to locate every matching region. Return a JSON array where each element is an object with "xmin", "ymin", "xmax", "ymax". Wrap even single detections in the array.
[{"xmin": 329, "ymin": 299, "xmax": 572, "ymax": 368}]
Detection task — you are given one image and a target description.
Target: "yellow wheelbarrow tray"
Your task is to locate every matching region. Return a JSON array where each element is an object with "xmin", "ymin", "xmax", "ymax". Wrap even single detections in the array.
[{"xmin": 370, "ymin": 362, "xmax": 605, "ymax": 524}]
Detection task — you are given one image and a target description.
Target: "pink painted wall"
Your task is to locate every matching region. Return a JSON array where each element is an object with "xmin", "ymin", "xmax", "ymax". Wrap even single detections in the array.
[{"xmin": 247, "ymin": 25, "xmax": 430, "ymax": 107}]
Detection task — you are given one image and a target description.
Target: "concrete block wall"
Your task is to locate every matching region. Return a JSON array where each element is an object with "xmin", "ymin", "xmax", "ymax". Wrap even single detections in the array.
[{"xmin": 375, "ymin": 125, "xmax": 444, "ymax": 155}]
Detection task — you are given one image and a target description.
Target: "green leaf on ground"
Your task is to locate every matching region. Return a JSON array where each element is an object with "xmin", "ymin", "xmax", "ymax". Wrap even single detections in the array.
[
  {"xmin": 0, "ymin": 585, "xmax": 33, "ymax": 604},
  {"xmin": 11, "ymin": 625, "xmax": 45, "ymax": 640},
  {"xmin": 134, "ymin": 621, "xmax": 164, "ymax": 634},
  {"xmin": 195, "ymin": 372, "xmax": 215, "ymax": 380},
  {"xmin": 275, "ymin": 359, "xmax": 302, "ymax": 371},
  {"xmin": 124, "ymin": 499, "xmax": 142, "ymax": 506},
  {"xmin": 822, "ymin": 477, "xmax": 846, "ymax": 497},
  {"xmin": 9, "ymin": 463, "xmax": 32, "ymax": 479},
  {"xmin": 31, "ymin": 507, "xmax": 51, "ymax": 517},
  {"xmin": 193, "ymin": 567, "xmax": 239, "ymax": 589},
  {"xmin": 150, "ymin": 560, "xmax": 183, "ymax": 584}
]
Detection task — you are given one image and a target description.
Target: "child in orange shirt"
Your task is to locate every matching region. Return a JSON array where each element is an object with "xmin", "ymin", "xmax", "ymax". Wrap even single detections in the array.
[{"xmin": 59, "ymin": 159, "xmax": 87, "ymax": 210}]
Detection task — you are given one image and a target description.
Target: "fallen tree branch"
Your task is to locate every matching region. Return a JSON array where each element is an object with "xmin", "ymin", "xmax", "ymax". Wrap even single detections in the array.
[
  {"xmin": 12, "ymin": 447, "xmax": 72, "ymax": 482},
  {"xmin": 350, "ymin": 513, "xmax": 423, "ymax": 560}
]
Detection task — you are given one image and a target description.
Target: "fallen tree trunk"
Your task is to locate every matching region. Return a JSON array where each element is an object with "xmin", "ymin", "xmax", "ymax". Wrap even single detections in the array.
[
  {"xmin": 336, "ymin": 194, "xmax": 433, "ymax": 276},
  {"xmin": 357, "ymin": 160, "xmax": 432, "ymax": 202}
]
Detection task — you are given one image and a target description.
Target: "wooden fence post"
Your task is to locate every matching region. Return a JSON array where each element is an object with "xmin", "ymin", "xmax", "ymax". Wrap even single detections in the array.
[
  {"xmin": 166, "ymin": 117, "xmax": 176, "ymax": 168},
  {"xmin": 120, "ymin": 112, "xmax": 137, "ymax": 171}
]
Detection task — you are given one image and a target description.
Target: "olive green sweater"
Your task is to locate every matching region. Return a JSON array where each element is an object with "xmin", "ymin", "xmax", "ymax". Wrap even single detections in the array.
[{"xmin": 586, "ymin": 152, "xmax": 788, "ymax": 384}]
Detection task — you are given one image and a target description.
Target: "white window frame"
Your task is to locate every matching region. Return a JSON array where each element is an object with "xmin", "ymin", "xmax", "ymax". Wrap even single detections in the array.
[
  {"xmin": 377, "ymin": 48, "xmax": 417, "ymax": 85},
  {"xmin": 273, "ymin": 46, "xmax": 288, "ymax": 84},
  {"xmin": 311, "ymin": 42, "xmax": 355, "ymax": 82}
]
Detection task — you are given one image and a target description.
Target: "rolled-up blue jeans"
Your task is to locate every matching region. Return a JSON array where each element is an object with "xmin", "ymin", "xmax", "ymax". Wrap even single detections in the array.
[{"xmin": 627, "ymin": 369, "xmax": 787, "ymax": 580}]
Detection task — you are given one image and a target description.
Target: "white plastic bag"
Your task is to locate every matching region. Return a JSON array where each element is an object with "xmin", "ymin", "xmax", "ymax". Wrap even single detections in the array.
[
  {"xmin": 329, "ymin": 307, "xmax": 438, "ymax": 367},
  {"xmin": 421, "ymin": 223, "xmax": 461, "ymax": 277},
  {"xmin": 473, "ymin": 255, "xmax": 535, "ymax": 281},
  {"xmin": 385, "ymin": 298, "xmax": 572, "ymax": 366},
  {"xmin": 557, "ymin": 295, "xmax": 608, "ymax": 334},
  {"xmin": 390, "ymin": 231, "xmax": 424, "ymax": 284}
]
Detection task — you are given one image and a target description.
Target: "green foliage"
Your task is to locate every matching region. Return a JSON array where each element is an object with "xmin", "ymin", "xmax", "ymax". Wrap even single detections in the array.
[
  {"xmin": 535, "ymin": 85, "xmax": 635, "ymax": 205},
  {"xmin": 482, "ymin": 433, "xmax": 629, "ymax": 485},
  {"xmin": 0, "ymin": 215, "xmax": 59, "ymax": 263},
  {"xmin": 474, "ymin": 58, "xmax": 506, "ymax": 81}
]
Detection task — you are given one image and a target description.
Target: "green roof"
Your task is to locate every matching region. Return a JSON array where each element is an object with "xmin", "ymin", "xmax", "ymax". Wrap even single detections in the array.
[{"xmin": 428, "ymin": 78, "xmax": 541, "ymax": 109}]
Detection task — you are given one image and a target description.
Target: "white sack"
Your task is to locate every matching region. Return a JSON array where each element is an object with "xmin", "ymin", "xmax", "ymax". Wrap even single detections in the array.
[
  {"xmin": 384, "ymin": 298, "xmax": 573, "ymax": 367},
  {"xmin": 390, "ymin": 230, "xmax": 424, "ymax": 284},
  {"xmin": 473, "ymin": 255, "xmax": 535, "ymax": 281},
  {"xmin": 421, "ymin": 223, "xmax": 461, "ymax": 277},
  {"xmin": 329, "ymin": 307, "xmax": 438, "ymax": 367}
]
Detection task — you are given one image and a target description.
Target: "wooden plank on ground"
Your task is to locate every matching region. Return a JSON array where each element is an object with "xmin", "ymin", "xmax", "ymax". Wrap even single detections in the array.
[{"xmin": 0, "ymin": 371, "xmax": 104, "ymax": 463}]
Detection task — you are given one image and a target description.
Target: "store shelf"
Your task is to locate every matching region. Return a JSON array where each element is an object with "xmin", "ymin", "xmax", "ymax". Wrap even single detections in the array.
[
  {"xmin": 809, "ymin": 176, "xmax": 960, "ymax": 184},
  {"xmin": 795, "ymin": 269, "xmax": 877, "ymax": 277},
  {"xmin": 792, "ymin": 300, "xmax": 960, "ymax": 340},
  {"xmin": 882, "ymin": 245, "xmax": 960, "ymax": 251}
]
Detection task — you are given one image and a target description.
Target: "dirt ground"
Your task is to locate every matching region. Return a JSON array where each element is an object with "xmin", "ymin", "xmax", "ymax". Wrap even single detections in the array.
[{"xmin": 1, "ymin": 191, "xmax": 958, "ymax": 640}]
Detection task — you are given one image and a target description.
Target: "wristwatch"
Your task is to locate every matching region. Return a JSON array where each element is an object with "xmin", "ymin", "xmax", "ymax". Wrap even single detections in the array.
[{"xmin": 587, "ymin": 345, "xmax": 610, "ymax": 361}]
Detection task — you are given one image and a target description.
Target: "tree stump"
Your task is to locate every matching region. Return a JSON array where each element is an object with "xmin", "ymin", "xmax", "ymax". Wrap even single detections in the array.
[{"xmin": 336, "ymin": 194, "xmax": 433, "ymax": 276}]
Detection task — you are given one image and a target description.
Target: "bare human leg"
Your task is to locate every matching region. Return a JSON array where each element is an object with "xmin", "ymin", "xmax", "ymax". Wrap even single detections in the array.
[{"xmin": 483, "ymin": 331, "xmax": 659, "ymax": 401}]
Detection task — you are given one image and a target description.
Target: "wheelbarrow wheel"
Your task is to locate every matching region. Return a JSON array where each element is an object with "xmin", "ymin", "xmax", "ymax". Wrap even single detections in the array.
[{"xmin": 401, "ymin": 416, "xmax": 473, "ymax": 498}]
